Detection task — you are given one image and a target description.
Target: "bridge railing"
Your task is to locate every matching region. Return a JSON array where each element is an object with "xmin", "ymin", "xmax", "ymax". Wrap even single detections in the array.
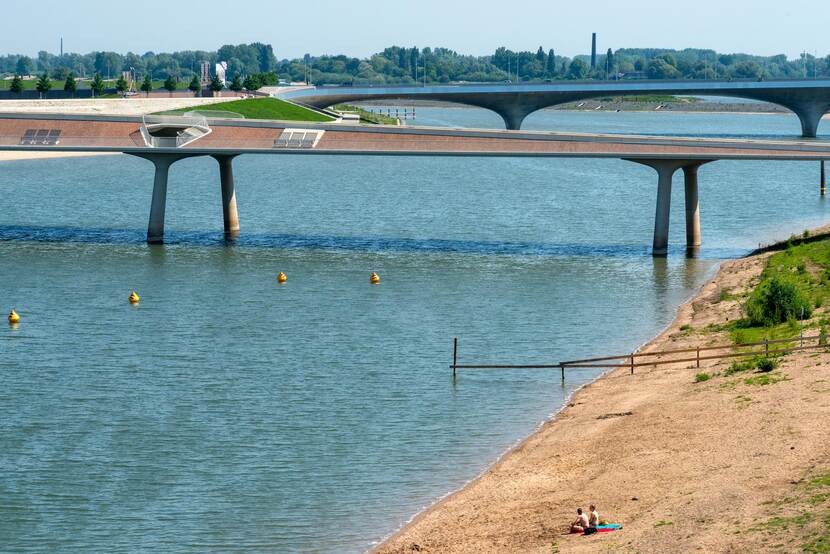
[{"xmin": 140, "ymin": 115, "xmax": 211, "ymax": 148}]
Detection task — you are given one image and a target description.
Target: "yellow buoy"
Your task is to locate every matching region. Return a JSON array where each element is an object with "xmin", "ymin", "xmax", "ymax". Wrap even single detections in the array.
[
  {"xmin": 128, "ymin": 291, "xmax": 140, "ymax": 304},
  {"xmin": 8, "ymin": 309, "xmax": 20, "ymax": 324},
  {"xmin": 370, "ymin": 272, "xmax": 380, "ymax": 285},
  {"xmin": 277, "ymin": 272, "xmax": 288, "ymax": 284}
]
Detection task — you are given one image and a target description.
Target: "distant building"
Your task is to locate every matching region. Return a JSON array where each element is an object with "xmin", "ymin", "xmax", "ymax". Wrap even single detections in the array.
[
  {"xmin": 215, "ymin": 61, "xmax": 228, "ymax": 86},
  {"xmin": 200, "ymin": 62, "xmax": 211, "ymax": 85}
]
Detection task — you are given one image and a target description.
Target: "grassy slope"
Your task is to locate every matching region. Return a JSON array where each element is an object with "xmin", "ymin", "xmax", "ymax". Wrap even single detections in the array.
[
  {"xmin": 332, "ymin": 103, "xmax": 399, "ymax": 125},
  {"xmin": 724, "ymin": 233, "xmax": 830, "ymax": 344},
  {"xmin": 160, "ymin": 97, "xmax": 333, "ymax": 122}
]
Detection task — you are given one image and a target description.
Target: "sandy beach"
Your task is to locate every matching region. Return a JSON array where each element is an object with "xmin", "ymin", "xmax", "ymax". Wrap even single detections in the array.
[{"xmin": 374, "ymin": 228, "xmax": 830, "ymax": 553}]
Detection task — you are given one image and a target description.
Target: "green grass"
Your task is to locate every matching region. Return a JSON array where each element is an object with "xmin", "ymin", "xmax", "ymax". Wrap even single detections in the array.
[
  {"xmin": 654, "ymin": 520, "xmax": 673, "ymax": 527},
  {"xmin": 0, "ymin": 77, "xmax": 122, "ymax": 91},
  {"xmin": 332, "ymin": 103, "xmax": 399, "ymax": 125},
  {"xmin": 723, "ymin": 235, "xmax": 830, "ymax": 346},
  {"xmin": 748, "ymin": 470, "xmax": 830, "ymax": 552},
  {"xmin": 596, "ymin": 95, "xmax": 697, "ymax": 103},
  {"xmin": 694, "ymin": 372, "xmax": 711, "ymax": 383},
  {"xmin": 157, "ymin": 97, "xmax": 334, "ymax": 122},
  {"xmin": 743, "ymin": 372, "xmax": 788, "ymax": 386}
]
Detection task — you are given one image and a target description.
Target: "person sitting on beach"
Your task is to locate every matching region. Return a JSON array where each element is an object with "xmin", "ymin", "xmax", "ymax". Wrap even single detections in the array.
[
  {"xmin": 570, "ymin": 508, "xmax": 590, "ymax": 533},
  {"xmin": 588, "ymin": 504, "xmax": 599, "ymax": 528}
]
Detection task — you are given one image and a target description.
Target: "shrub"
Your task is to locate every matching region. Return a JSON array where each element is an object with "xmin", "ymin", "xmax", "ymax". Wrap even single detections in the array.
[
  {"xmin": 725, "ymin": 358, "xmax": 756, "ymax": 376},
  {"xmin": 756, "ymin": 357, "xmax": 778, "ymax": 373},
  {"xmin": 820, "ymin": 326, "xmax": 828, "ymax": 346},
  {"xmin": 679, "ymin": 324, "xmax": 693, "ymax": 332},
  {"xmin": 744, "ymin": 276, "xmax": 812, "ymax": 326},
  {"xmin": 694, "ymin": 372, "xmax": 711, "ymax": 383}
]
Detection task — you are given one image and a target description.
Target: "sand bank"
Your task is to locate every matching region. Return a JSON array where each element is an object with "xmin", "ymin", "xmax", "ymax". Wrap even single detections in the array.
[
  {"xmin": 0, "ymin": 150, "xmax": 121, "ymax": 162},
  {"xmin": 375, "ymin": 228, "xmax": 830, "ymax": 553},
  {"xmin": 0, "ymin": 97, "xmax": 234, "ymax": 116}
]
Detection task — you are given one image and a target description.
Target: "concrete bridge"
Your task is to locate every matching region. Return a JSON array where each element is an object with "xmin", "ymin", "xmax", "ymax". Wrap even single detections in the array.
[
  {"xmin": 277, "ymin": 79, "xmax": 830, "ymax": 137},
  {"xmin": 2, "ymin": 113, "xmax": 830, "ymax": 256}
]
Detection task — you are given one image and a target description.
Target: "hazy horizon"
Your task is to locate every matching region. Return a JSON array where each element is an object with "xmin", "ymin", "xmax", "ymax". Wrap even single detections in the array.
[{"xmin": 3, "ymin": 0, "xmax": 828, "ymax": 60}]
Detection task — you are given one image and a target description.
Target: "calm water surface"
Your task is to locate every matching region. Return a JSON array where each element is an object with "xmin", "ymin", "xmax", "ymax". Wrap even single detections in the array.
[{"xmin": 0, "ymin": 108, "xmax": 828, "ymax": 552}]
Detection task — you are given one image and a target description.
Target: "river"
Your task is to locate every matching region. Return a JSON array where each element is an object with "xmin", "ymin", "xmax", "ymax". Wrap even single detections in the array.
[{"xmin": 0, "ymin": 106, "xmax": 827, "ymax": 552}]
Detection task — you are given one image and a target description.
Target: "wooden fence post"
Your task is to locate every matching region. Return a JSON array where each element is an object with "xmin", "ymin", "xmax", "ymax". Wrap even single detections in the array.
[
  {"xmin": 452, "ymin": 337, "xmax": 458, "ymax": 381},
  {"xmin": 560, "ymin": 364, "xmax": 565, "ymax": 382},
  {"xmin": 630, "ymin": 354, "xmax": 635, "ymax": 375},
  {"xmin": 765, "ymin": 339, "xmax": 769, "ymax": 357},
  {"xmin": 696, "ymin": 346, "xmax": 700, "ymax": 368}
]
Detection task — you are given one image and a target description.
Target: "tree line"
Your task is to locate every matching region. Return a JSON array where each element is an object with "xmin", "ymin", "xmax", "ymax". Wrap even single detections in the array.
[{"xmin": 3, "ymin": 43, "xmax": 830, "ymax": 86}]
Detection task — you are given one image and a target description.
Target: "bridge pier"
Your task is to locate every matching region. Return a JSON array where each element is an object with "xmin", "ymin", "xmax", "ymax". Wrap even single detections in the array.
[
  {"xmin": 627, "ymin": 159, "xmax": 712, "ymax": 256},
  {"xmin": 683, "ymin": 163, "xmax": 703, "ymax": 253},
  {"xmin": 213, "ymin": 154, "xmax": 240, "ymax": 239},
  {"xmin": 131, "ymin": 154, "xmax": 192, "ymax": 244},
  {"xmin": 490, "ymin": 106, "xmax": 529, "ymax": 130}
]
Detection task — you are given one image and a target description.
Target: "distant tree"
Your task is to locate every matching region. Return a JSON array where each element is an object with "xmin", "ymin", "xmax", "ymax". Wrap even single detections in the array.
[
  {"xmin": 254, "ymin": 71, "xmax": 278, "ymax": 86},
  {"xmin": 90, "ymin": 73, "xmax": 106, "ymax": 97},
  {"xmin": 536, "ymin": 46, "xmax": 546, "ymax": 63},
  {"xmin": 647, "ymin": 58, "xmax": 679, "ymax": 79},
  {"xmin": 567, "ymin": 58, "xmax": 589, "ymax": 80},
  {"xmin": 605, "ymin": 48, "xmax": 615, "ymax": 75},
  {"xmin": 51, "ymin": 67, "xmax": 69, "ymax": 81},
  {"xmin": 163, "ymin": 75, "xmax": 177, "ymax": 96},
  {"xmin": 188, "ymin": 74, "xmax": 201, "ymax": 94},
  {"xmin": 546, "ymin": 49, "xmax": 557, "ymax": 76},
  {"xmin": 115, "ymin": 75, "xmax": 129, "ymax": 96},
  {"xmin": 16, "ymin": 56, "xmax": 33, "ymax": 76},
  {"xmin": 229, "ymin": 74, "xmax": 243, "ymax": 92},
  {"xmin": 242, "ymin": 74, "xmax": 261, "ymax": 92},
  {"xmin": 35, "ymin": 72, "xmax": 52, "ymax": 98},
  {"xmin": 140, "ymin": 74, "xmax": 153, "ymax": 96},
  {"xmin": 63, "ymin": 74, "xmax": 77, "ymax": 97},
  {"xmin": 209, "ymin": 75, "xmax": 224, "ymax": 95},
  {"xmin": 9, "ymin": 74, "xmax": 24, "ymax": 94},
  {"xmin": 731, "ymin": 60, "xmax": 764, "ymax": 79}
]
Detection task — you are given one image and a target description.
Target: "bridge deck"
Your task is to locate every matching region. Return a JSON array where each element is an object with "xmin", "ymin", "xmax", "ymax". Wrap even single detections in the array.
[{"xmin": 1, "ymin": 114, "xmax": 830, "ymax": 160}]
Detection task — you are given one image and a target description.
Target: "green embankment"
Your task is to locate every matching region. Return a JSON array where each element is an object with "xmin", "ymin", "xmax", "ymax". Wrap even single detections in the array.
[
  {"xmin": 595, "ymin": 95, "xmax": 698, "ymax": 103},
  {"xmin": 727, "ymin": 232, "xmax": 830, "ymax": 345},
  {"xmin": 332, "ymin": 104, "xmax": 399, "ymax": 125},
  {"xmin": 681, "ymin": 230, "xmax": 830, "ymax": 384},
  {"xmin": 159, "ymin": 97, "xmax": 333, "ymax": 122}
]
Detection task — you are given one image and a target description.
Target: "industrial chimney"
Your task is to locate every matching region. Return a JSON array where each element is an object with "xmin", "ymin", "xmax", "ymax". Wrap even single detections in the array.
[{"xmin": 591, "ymin": 33, "xmax": 597, "ymax": 69}]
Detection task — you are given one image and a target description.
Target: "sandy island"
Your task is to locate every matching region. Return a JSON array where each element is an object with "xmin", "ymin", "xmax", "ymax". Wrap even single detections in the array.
[{"xmin": 375, "ymin": 227, "xmax": 830, "ymax": 553}]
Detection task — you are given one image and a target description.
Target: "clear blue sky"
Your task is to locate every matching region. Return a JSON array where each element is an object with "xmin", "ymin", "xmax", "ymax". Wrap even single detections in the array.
[{"xmin": 3, "ymin": 0, "xmax": 827, "ymax": 59}]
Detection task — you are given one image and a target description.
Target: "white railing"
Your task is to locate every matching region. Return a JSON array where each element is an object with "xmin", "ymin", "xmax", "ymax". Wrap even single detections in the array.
[{"xmin": 140, "ymin": 115, "xmax": 211, "ymax": 148}]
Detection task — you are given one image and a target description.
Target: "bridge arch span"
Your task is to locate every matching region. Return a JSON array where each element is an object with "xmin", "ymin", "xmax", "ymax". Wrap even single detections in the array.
[{"xmin": 279, "ymin": 80, "xmax": 830, "ymax": 136}]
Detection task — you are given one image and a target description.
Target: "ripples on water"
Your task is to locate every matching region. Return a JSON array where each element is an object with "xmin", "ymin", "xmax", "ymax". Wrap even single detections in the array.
[{"xmin": 0, "ymin": 108, "xmax": 827, "ymax": 552}]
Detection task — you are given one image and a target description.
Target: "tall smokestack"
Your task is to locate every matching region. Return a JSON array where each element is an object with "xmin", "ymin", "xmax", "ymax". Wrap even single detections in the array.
[
  {"xmin": 591, "ymin": 33, "xmax": 597, "ymax": 69},
  {"xmin": 60, "ymin": 37, "xmax": 63, "ymax": 57}
]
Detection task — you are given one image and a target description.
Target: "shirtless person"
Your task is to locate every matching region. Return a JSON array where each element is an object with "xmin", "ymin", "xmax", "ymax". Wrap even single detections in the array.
[
  {"xmin": 588, "ymin": 504, "xmax": 600, "ymax": 528},
  {"xmin": 570, "ymin": 508, "xmax": 590, "ymax": 533}
]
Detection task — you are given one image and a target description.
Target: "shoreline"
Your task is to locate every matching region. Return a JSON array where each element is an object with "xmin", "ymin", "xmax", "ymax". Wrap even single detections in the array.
[
  {"xmin": 0, "ymin": 151, "xmax": 121, "ymax": 162},
  {"xmin": 373, "ymin": 223, "xmax": 830, "ymax": 553}
]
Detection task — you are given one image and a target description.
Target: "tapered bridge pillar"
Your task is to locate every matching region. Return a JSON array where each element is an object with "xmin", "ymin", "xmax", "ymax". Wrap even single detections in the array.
[
  {"xmin": 683, "ymin": 163, "xmax": 704, "ymax": 252},
  {"xmin": 213, "ymin": 154, "xmax": 240, "ymax": 239},
  {"xmin": 626, "ymin": 158, "xmax": 713, "ymax": 256},
  {"xmin": 129, "ymin": 154, "xmax": 192, "ymax": 244}
]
